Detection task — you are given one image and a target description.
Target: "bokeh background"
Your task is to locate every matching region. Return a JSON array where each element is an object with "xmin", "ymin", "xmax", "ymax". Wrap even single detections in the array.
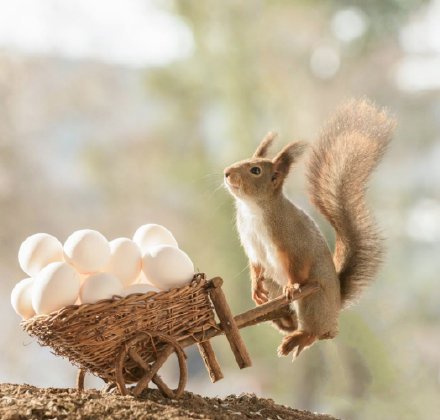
[{"xmin": 1, "ymin": 1, "xmax": 440, "ymax": 419}]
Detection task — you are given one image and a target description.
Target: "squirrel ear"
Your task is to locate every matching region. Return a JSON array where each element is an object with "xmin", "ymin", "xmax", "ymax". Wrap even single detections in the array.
[
  {"xmin": 272, "ymin": 141, "xmax": 308, "ymax": 180},
  {"xmin": 253, "ymin": 132, "xmax": 277, "ymax": 158}
]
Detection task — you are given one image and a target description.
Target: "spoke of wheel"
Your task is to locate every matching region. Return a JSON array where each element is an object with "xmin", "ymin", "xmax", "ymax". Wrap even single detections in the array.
[
  {"xmin": 127, "ymin": 347, "xmax": 169, "ymax": 396},
  {"xmin": 115, "ymin": 331, "xmax": 188, "ymax": 398},
  {"xmin": 154, "ymin": 373, "xmax": 178, "ymax": 398},
  {"xmin": 132, "ymin": 345, "xmax": 174, "ymax": 397},
  {"xmin": 152, "ymin": 343, "xmax": 188, "ymax": 398},
  {"xmin": 128, "ymin": 348, "xmax": 150, "ymax": 371},
  {"xmin": 115, "ymin": 333, "xmax": 152, "ymax": 396},
  {"xmin": 127, "ymin": 347, "xmax": 176, "ymax": 398},
  {"xmin": 132, "ymin": 348, "xmax": 185, "ymax": 398}
]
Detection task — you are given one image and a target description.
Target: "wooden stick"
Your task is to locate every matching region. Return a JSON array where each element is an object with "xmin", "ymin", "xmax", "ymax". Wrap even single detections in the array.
[
  {"xmin": 76, "ymin": 368, "xmax": 85, "ymax": 393},
  {"xmin": 208, "ymin": 278, "xmax": 252, "ymax": 369},
  {"xmin": 197, "ymin": 341, "xmax": 224, "ymax": 382},
  {"xmin": 234, "ymin": 282, "xmax": 320, "ymax": 329},
  {"xmin": 179, "ymin": 281, "xmax": 320, "ymax": 350},
  {"xmin": 132, "ymin": 345, "xmax": 174, "ymax": 397},
  {"xmin": 127, "ymin": 347, "xmax": 177, "ymax": 398}
]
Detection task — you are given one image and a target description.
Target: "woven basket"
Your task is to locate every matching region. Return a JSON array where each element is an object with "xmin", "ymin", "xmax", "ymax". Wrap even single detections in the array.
[{"xmin": 22, "ymin": 273, "xmax": 218, "ymax": 384}]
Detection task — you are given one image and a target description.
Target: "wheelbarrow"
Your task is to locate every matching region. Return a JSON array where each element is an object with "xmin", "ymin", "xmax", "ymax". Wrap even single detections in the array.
[{"xmin": 22, "ymin": 274, "xmax": 319, "ymax": 398}]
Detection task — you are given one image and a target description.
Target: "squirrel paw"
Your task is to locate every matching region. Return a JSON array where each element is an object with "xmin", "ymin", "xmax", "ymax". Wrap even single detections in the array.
[
  {"xmin": 252, "ymin": 280, "xmax": 269, "ymax": 306},
  {"xmin": 277, "ymin": 330, "xmax": 316, "ymax": 359},
  {"xmin": 283, "ymin": 283, "xmax": 301, "ymax": 301}
]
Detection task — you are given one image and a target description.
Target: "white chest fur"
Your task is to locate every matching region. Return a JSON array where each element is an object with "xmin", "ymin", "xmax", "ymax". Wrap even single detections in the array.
[{"xmin": 236, "ymin": 201, "xmax": 287, "ymax": 285}]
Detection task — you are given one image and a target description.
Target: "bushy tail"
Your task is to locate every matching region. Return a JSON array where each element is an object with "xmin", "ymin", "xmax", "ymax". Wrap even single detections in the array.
[{"xmin": 307, "ymin": 99, "xmax": 396, "ymax": 308}]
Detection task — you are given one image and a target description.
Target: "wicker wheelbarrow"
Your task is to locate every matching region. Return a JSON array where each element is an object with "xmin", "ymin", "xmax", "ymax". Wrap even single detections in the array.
[{"xmin": 22, "ymin": 273, "xmax": 318, "ymax": 399}]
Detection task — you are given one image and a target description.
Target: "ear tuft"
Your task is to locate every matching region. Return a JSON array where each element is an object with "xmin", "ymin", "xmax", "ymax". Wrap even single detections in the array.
[
  {"xmin": 272, "ymin": 141, "xmax": 308, "ymax": 178},
  {"xmin": 253, "ymin": 131, "xmax": 278, "ymax": 158}
]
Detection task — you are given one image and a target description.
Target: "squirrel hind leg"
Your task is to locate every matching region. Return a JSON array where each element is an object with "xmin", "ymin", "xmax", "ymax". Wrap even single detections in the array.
[
  {"xmin": 277, "ymin": 330, "xmax": 317, "ymax": 359},
  {"xmin": 271, "ymin": 314, "xmax": 298, "ymax": 334}
]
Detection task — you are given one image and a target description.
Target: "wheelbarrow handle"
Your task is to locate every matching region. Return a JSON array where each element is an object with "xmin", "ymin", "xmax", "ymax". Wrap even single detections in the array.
[
  {"xmin": 233, "ymin": 282, "xmax": 320, "ymax": 329},
  {"xmin": 179, "ymin": 281, "xmax": 320, "ymax": 349}
]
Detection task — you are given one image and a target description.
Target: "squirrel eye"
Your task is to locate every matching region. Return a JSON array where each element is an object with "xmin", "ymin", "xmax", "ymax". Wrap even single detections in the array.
[{"xmin": 250, "ymin": 166, "xmax": 261, "ymax": 175}]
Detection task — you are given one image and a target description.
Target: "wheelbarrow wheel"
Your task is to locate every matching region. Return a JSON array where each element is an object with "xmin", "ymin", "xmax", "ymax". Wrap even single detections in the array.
[{"xmin": 115, "ymin": 331, "xmax": 187, "ymax": 398}]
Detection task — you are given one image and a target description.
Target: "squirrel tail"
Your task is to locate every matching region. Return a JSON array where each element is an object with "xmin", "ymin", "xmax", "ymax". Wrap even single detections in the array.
[{"xmin": 307, "ymin": 99, "xmax": 396, "ymax": 308}]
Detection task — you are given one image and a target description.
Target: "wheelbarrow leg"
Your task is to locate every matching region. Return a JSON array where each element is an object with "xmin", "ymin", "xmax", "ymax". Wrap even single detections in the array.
[
  {"xmin": 208, "ymin": 277, "xmax": 252, "ymax": 369},
  {"xmin": 197, "ymin": 341, "xmax": 224, "ymax": 382},
  {"xmin": 76, "ymin": 368, "xmax": 85, "ymax": 393}
]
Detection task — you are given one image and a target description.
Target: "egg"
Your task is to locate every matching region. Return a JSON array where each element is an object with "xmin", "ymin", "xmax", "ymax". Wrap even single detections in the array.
[
  {"xmin": 133, "ymin": 224, "xmax": 178, "ymax": 253},
  {"xmin": 80, "ymin": 273, "xmax": 123, "ymax": 304},
  {"xmin": 136, "ymin": 271, "xmax": 149, "ymax": 284},
  {"xmin": 136, "ymin": 271, "xmax": 162, "ymax": 287},
  {"xmin": 18, "ymin": 233, "xmax": 63, "ymax": 277},
  {"xmin": 142, "ymin": 245, "xmax": 195, "ymax": 290},
  {"xmin": 32, "ymin": 262, "xmax": 81, "ymax": 315},
  {"xmin": 11, "ymin": 278, "xmax": 35, "ymax": 319},
  {"xmin": 121, "ymin": 283, "xmax": 160, "ymax": 297},
  {"xmin": 64, "ymin": 229, "xmax": 110, "ymax": 274},
  {"xmin": 105, "ymin": 238, "xmax": 142, "ymax": 287},
  {"xmin": 73, "ymin": 276, "xmax": 88, "ymax": 304}
]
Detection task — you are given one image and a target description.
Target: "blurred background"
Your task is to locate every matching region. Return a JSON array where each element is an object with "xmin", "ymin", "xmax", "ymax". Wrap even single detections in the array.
[{"xmin": 1, "ymin": 0, "xmax": 439, "ymax": 419}]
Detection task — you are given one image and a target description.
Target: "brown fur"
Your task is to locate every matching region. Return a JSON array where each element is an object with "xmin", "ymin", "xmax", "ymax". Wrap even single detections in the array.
[
  {"xmin": 224, "ymin": 99, "xmax": 395, "ymax": 359},
  {"xmin": 263, "ymin": 278, "xmax": 299, "ymax": 333},
  {"xmin": 307, "ymin": 99, "xmax": 396, "ymax": 307},
  {"xmin": 271, "ymin": 313, "xmax": 298, "ymax": 333},
  {"xmin": 277, "ymin": 248, "xmax": 312, "ymax": 287},
  {"xmin": 253, "ymin": 131, "xmax": 277, "ymax": 158}
]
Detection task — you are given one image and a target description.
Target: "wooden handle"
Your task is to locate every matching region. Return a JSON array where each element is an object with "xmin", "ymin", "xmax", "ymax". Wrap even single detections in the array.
[
  {"xmin": 234, "ymin": 282, "xmax": 320, "ymax": 329},
  {"xmin": 179, "ymin": 280, "xmax": 320, "ymax": 351}
]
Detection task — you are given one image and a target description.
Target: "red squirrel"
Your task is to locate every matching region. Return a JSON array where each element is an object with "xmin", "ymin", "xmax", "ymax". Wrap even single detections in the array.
[{"xmin": 224, "ymin": 99, "xmax": 395, "ymax": 359}]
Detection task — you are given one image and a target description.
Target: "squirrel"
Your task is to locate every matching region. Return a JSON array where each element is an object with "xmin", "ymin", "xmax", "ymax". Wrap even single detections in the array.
[{"xmin": 223, "ymin": 99, "xmax": 396, "ymax": 359}]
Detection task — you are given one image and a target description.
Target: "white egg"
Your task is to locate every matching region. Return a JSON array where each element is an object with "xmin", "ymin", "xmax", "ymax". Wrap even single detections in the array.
[
  {"xmin": 121, "ymin": 283, "xmax": 160, "ymax": 297},
  {"xmin": 80, "ymin": 273, "xmax": 123, "ymax": 304},
  {"xmin": 136, "ymin": 271, "xmax": 149, "ymax": 284},
  {"xmin": 32, "ymin": 262, "xmax": 81, "ymax": 315},
  {"xmin": 18, "ymin": 233, "xmax": 63, "ymax": 277},
  {"xmin": 79, "ymin": 273, "xmax": 88, "ymax": 285},
  {"xmin": 133, "ymin": 224, "xmax": 178, "ymax": 253},
  {"xmin": 135, "ymin": 271, "xmax": 162, "ymax": 287},
  {"xmin": 142, "ymin": 245, "xmax": 195, "ymax": 290},
  {"xmin": 105, "ymin": 238, "xmax": 142, "ymax": 287},
  {"xmin": 64, "ymin": 229, "xmax": 110, "ymax": 274},
  {"xmin": 11, "ymin": 278, "xmax": 35, "ymax": 320}
]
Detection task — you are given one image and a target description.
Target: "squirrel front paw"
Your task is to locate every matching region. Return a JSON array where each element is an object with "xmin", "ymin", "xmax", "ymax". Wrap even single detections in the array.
[
  {"xmin": 283, "ymin": 283, "xmax": 301, "ymax": 301},
  {"xmin": 252, "ymin": 279, "xmax": 269, "ymax": 305}
]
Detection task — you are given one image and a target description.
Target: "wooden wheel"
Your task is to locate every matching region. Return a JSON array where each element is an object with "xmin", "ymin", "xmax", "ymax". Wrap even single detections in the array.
[{"xmin": 115, "ymin": 331, "xmax": 187, "ymax": 398}]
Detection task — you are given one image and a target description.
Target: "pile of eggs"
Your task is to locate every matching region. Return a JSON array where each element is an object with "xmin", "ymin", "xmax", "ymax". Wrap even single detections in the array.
[{"xmin": 11, "ymin": 224, "xmax": 195, "ymax": 319}]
